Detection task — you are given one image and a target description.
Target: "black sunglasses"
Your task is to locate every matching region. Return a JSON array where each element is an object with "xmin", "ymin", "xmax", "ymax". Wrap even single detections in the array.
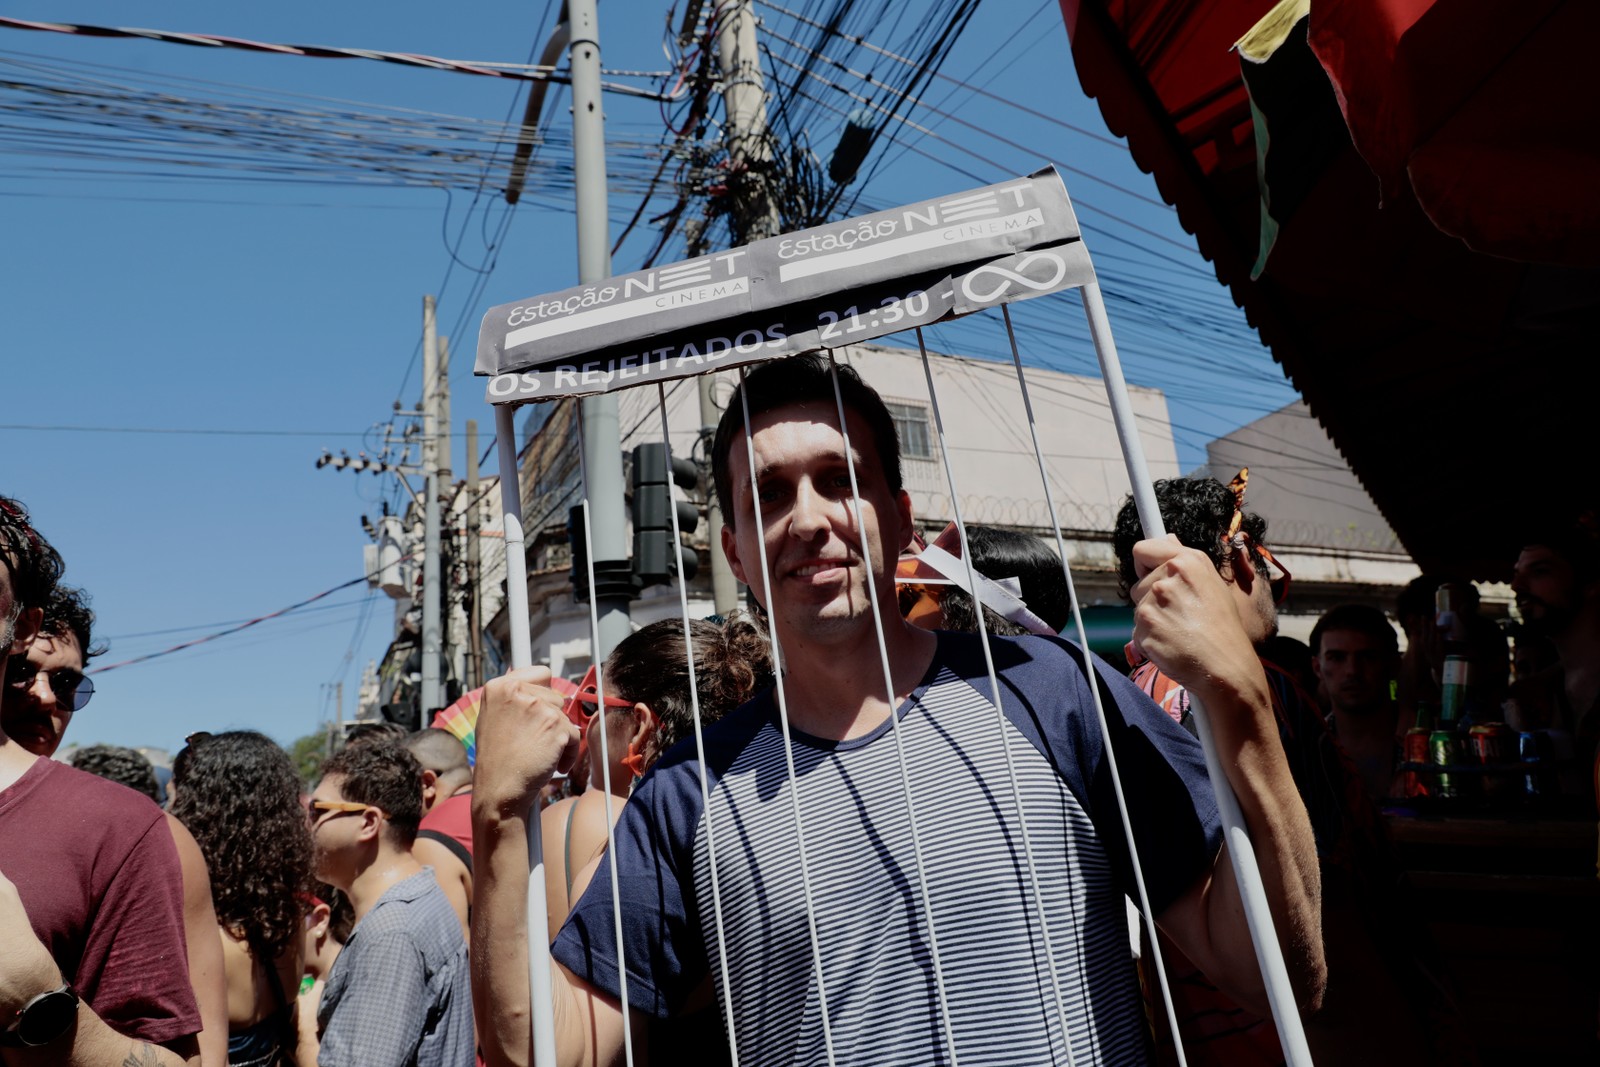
[{"xmin": 5, "ymin": 656, "xmax": 94, "ymax": 712}]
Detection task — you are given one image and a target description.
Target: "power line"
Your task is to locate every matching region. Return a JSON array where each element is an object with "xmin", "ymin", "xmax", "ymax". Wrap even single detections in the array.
[
  {"xmin": 102, "ymin": 594, "xmax": 374, "ymax": 642},
  {"xmin": 0, "ymin": 16, "xmax": 671, "ymax": 97},
  {"xmin": 90, "ymin": 575, "xmax": 370, "ymax": 674},
  {"xmin": 0, "ymin": 422, "xmax": 485, "ymax": 439},
  {"xmin": 757, "ymin": 0, "xmax": 1131, "ymax": 152},
  {"xmin": 765, "ymin": 69, "xmax": 1209, "ymax": 265},
  {"xmin": 756, "ymin": 16, "xmax": 1173, "ymax": 213}
]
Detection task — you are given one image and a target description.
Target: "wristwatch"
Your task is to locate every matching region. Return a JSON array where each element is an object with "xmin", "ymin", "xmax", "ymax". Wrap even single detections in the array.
[{"xmin": 0, "ymin": 983, "xmax": 79, "ymax": 1047}]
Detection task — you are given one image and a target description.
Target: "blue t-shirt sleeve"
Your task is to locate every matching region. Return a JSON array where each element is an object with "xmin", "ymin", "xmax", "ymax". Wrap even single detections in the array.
[
  {"xmin": 966, "ymin": 633, "xmax": 1224, "ymax": 916},
  {"xmin": 551, "ymin": 759, "xmax": 710, "ymax": 1018},
  {"xmin": 1084, "ymin": 650, "xmax": 1224, "ymax": 915}
]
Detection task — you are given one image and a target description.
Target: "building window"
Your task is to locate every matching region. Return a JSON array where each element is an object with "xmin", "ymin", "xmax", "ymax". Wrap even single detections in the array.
[{"xmin": 886, "ymin": 401, "xmax": 933, "ymax": 460}]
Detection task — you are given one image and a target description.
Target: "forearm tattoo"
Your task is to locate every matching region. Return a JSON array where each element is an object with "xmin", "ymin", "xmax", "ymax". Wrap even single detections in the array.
[{"xmin": 121, "ymin": 1043, "xmax": 163, "ymax": 1067}]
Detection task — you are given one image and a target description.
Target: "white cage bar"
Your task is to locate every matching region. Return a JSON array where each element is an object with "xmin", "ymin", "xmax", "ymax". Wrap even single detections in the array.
[{"xmin": 480, "ymin": 167, "xmax": 1313, "ymax": 1067}]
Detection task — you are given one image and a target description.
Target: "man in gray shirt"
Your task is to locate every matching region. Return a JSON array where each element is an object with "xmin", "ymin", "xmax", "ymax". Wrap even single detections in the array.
[{"xmin": 311, "ymin": 740, "xmax": 473, "ymax": 1067}]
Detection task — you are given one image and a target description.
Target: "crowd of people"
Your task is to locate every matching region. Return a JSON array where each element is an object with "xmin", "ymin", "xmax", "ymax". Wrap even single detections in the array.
[{"xmin": 4, "ymin": 353, "xmax": 1597, "ymax": 1064}]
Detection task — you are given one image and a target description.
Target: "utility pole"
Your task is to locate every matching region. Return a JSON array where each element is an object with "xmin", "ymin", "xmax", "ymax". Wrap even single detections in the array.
[
  {"xmin": 438, "ymin": 335, "xmax": 453, "ymax": 482},
  {"xmin": 439, "ymin": 334, "xmax": 455, "ymax": 692},
  {"xmin": 570, "ymin": 0, "xmax": 632, "ymax": 660},
  {"xmin": 465, "ymin": 418, "xmax": 485, "ymax": 692},
  {"xmin": 697, "ymin": 0, "xmax": 782, "ymax": 615},
  {"xmin": 421, "ymin": 296, "xmax": 444, "ymax": 717},
  {"xmin": 715, "ymin": 0, "xmax": 782, "ymax": 243},
  {"xmin": 699, "ymin": 378, "xmax": 737, "ymax": 615},
  {"xmin": 326, "ymin": 680, "xmax": 344, "ymax": 758}
]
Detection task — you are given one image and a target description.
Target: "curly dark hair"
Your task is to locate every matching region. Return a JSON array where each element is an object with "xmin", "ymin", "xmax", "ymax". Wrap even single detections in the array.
[
  {"xmin": 320, "ymin": 740, "xmax": 423, "ymax": 847},
  {"xmin": 1112, "ymin": 477, "xmax": 1270, "ymax": 599},
  {"xmin": 170, "ymin": 731, "xmax": 313, "ymax": 964},
  {"xmin": 711, "ymin": 354, "xmax": 902, "ymax": 533},
  {"xmin": 170, "ymin": 731, "xmax": 211, "ymax": 792},
  {"xmin": 69, "ymin": 744, "xmax": 161, "ymax": 804},
  {"xmin": 1, "ymin": 494, "xmax": 64, "ymax": 635},
  {"xmin": 606, "ymin": 611, "xmax": 774, "ymax": 771},
  {"xmin": 932, "ymin": 525, "xmax": 1072, "ymax": 637},
  {"xmin": 40, "ymin": 584, "xmax": 105, "ymax": 662}
]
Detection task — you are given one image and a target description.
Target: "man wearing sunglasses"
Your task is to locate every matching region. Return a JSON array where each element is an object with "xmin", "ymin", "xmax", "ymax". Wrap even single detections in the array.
[
  {"xmin": 309, "ymin": 740, "xmax": 474, "ymax": 1067},
  {"xmin": 1, "ymin": 497, "xmax": 206, "ymax": 1065},
  {"xmin": 1112, "ymin": 476, "xmax": 1434, "ymax": 1065},
  {"xmin": 7, "ymin": 560, "xmax": 256, "ymax": 1067},
  {"xmin": 1, "ymin": 584, "xmax": 98, "ymax": 759}
]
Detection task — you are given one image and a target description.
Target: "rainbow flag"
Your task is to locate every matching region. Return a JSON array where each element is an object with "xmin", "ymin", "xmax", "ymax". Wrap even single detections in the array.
[
  {"xmin": 432, "ymin": 688, "xmax": 483, "ymax": 766},
  {"xmin": 433, "ymin": 676, "xmax": 581, "ymax": 766}
]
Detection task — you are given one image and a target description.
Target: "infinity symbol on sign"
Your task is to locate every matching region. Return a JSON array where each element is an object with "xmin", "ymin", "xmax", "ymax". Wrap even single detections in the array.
[{"xmin": 960, "ymin": 252, "xmax": 1069, "ymax": 304}]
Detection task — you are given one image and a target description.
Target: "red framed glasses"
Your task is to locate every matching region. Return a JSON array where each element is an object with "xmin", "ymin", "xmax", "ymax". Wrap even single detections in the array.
[
  {"xmin": 561, "ymin": 664, "xmax": 633, "ymax": 730},
  {"xmin": 1241, "ymin": 534, "xmax": 1291, "ymax": 605}
]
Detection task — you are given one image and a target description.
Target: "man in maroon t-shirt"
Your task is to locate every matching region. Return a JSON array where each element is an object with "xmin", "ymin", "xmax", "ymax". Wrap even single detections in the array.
[
  {"xmin": 3, "ymin": 583, "xmax": 228, "ymax": 1066},
  {"xmin": 1, "ymin": 495, "xmax": 201, "ymax": 1064}
]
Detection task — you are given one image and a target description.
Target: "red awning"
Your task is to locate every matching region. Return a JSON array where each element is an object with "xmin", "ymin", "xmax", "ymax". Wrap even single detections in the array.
[
  {"xmin": 1308, "ymin": 0, "xmax": 1600, "ymax": 266},
  {"xmin": 1059, "ymin": 0, "xmax": 1599, "ymax": 579}
]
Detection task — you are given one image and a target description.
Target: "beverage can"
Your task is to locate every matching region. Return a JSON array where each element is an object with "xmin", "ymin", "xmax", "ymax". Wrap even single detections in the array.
[
  {"xmin": 1430, "ymin": 729, "xmax": 1465, "ymax": 800},
  {"xmin": 1404, "ymin": 727, "xmax": 1431, "ymax": 797},
  {"xmin": 1520, "ymin": 730, "xmax": 1553, "ymax": 797},
  {"xmin": 1470, "ymin": 723, "xmax": 1512, "ymax": 801},
  {"xmin": 1470, "ymin": 723, "xmax": 1511, "ymax": 762}
]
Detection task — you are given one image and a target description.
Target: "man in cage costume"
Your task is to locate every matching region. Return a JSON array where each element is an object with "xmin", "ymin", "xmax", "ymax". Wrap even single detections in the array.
[{"xmin": 471, "ymin": 355, "xmax": 1324, "ymax": 1066}]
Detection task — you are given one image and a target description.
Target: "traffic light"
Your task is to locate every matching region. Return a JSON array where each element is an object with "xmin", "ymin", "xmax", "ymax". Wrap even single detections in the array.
[
  {"xmin": 382, "ymin": 651, "xmax": 421, "ymax": 731},
  {"xmin": 567, "ymin": 503, "xmax": 589, "ymax": 601},
  {"xmin": 379, "ymin": 700, "xmax": 421, "ymax": 732},
  {"xmin": 631, "ymin": 442, "xmax": 700, "ymax": 588}
]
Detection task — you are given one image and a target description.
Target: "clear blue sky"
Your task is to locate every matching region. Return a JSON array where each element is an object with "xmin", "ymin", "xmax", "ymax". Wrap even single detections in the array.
[{"xmin": 2, "ymin": 1, "xmax": 1297, "ymax": 756}]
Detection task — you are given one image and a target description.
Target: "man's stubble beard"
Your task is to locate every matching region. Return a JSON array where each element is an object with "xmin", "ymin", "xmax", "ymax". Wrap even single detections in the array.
[
  {"xmin": 1518, "ymin": 597, "xmax": 1578, "ymax": 639},
  {"xmin": 1335, "ymin": 693, "xmax": 1389, "ymax": 718},
  {"xmin": 776, "ymin": 578, "xmax": 876, "ymax": 647}
]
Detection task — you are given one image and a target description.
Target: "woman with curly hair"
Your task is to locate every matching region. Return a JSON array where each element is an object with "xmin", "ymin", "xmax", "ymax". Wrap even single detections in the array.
[
  {"xmin": 539, "ymin": 611, "xmax": 773, "ymax": 940},
  {"xmin": 170, "ymin": 731, "xmax": 313, "ymax": 1066}
]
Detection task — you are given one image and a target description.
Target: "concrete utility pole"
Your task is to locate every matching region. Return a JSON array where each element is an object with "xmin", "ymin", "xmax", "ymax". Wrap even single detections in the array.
[
  {"xmin": 699, "ymin": 377, "xmax": 738, "ymax": 615},
  {"xmin": 570, "ymin": 0, "xmax": 632, "ymax": 660},
  {"xmin": 438, "ymin": 336, "xmax": 453, "ymax": 483},
  {"xmin": 465, "ymin": 418, "xmax": 485, "ymax": 692},
  {"xmin": 697, "ymin": 0, "xmax": 782, "ymax": 615},
  {"xmin": 326, "ymin": 680, "xmax": 344, "ymax": 758},
  {"xmin": 421, "ymin": 296, "xmax": 444, "ymax": 717},
  {"xmin": 439, "ymin": 334, "xmax": 456, "ymax": 689},
  {"xmin": 715, "ymin": 0, "xmax": 782, "ymax": 243}
]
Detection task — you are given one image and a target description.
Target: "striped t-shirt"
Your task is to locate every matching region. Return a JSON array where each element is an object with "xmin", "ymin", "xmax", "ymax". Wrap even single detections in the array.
[{"xmin": 553, "ymin": 631, "xmax": 1222, "ymax": 1065}]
